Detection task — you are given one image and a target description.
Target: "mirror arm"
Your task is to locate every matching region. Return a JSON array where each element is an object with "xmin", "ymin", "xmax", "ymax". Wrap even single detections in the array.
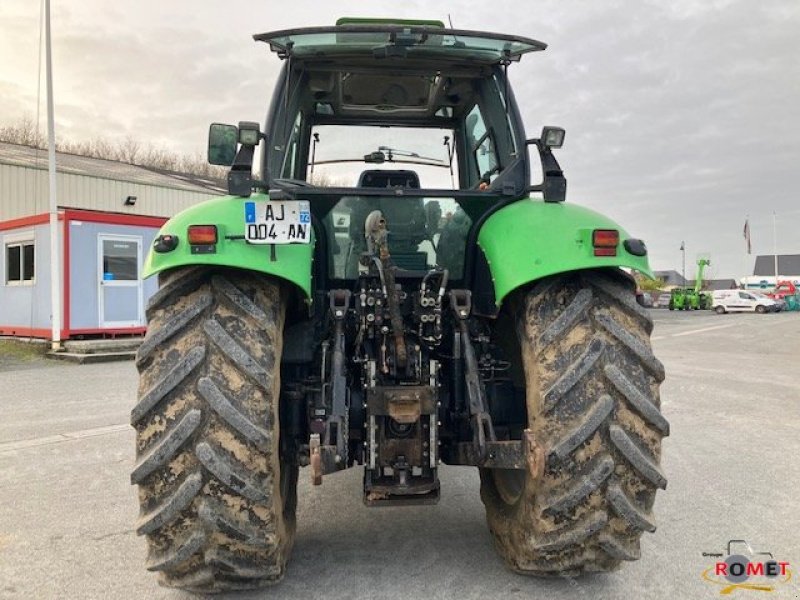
[
  {"xmin": 227, "ymin": 145, "xmax": 255, "ymax": 197},
  {"xmin": 525, "ymin": 140, "xmax": 567, "ymax": 203},
  {"xmin": 540, "ymin": 148, "xmax": 566, "ymax": 203}
]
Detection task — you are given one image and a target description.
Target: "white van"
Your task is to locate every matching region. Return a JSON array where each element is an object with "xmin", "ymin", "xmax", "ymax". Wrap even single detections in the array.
[{"xmin": 712, "ymin": 290, "xmax": 778, "ymax": 314}]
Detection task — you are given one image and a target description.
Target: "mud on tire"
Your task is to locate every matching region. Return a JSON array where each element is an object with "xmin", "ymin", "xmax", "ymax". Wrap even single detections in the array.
[
  {"xmin": 480, "ymin": 269, "xmax": 668, "ymax": 575},
  {"xmin": 131, "ymin": 267, "xmax": 297, "ymax": 592}
]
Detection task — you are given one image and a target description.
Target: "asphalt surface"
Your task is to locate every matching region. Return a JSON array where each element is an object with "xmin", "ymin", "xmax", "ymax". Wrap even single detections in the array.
[{"xmin": 1, "ymin": 310, "xmax": 799, "ymax": 599}]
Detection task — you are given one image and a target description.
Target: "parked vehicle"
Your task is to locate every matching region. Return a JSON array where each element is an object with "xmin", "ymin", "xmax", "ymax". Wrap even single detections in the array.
[
  {"xmin": 670, "ymin": 259, "xmax": 711, "ymax": 310},
  {"xmin": 693, "ymin": 259, "xmax": 713, "ymax": 309},
  {"xmin": 767, "ymin": 281, "xmax": 798, "ymax": 302},
  {"xmin": 712, "ymin": 290, "xmax": 778, "ymax": 314},
  {"xmin": 636, "ymin": 290, "xmax": 654, "ymax": 307},
  {"xmin": 653, "ymin": 293, "xmax": 670, "ymax": 308},
  {"xmin": 741, "ymin": 276, "xmax": 800, "ymax": 290},
  {"xmin": 669, "ymin": 287, "xmax": 690, "ymax": 310},
  {"xmin": 752, "ymin": 291, "xmax": 784, "ymax": 312},
  {"xmin": 131, "ymin": 18, "xmax": 668, "ymax": 592}
]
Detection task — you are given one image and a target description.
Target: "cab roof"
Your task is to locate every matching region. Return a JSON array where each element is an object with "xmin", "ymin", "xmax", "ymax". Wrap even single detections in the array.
[{"xmin": 254, "ymin": 22, "xmax": 546, "ymax": 65}]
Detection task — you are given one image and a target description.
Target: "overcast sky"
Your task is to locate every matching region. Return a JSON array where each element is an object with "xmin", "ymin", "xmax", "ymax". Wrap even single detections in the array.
[{"xmin": 1, "ymin": 0, "xmax": 798, "ymax": 279}]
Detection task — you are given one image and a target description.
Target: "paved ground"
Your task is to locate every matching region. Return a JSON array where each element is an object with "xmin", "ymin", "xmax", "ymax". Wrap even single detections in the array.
[{"xmin": 1, "ymin": 310, "xmax": 799, "ymax": 599}]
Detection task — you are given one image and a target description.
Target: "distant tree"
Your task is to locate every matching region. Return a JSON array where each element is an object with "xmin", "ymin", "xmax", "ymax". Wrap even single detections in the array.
[
  {"xmin": 0, "ymin": 116, "xmax": 46, "ymax": 147},
  {"xmin": 638, "ymin": 276, "xmax": 666, "ymax": 291},
  {"xmin": 0, "ymin": 117, "xmax": 226, "ymax": 179},
  {"xmin": 308, "ymin": 172, "xmax": 351, "ymax": 187}
]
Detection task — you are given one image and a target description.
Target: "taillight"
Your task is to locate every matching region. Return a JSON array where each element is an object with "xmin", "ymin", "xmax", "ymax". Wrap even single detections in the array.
[
  {"xmin": 593, "ymin": 229, "xmax": 618, "ymax": 256},
  {"xmin": 187, "ymin": 225, "xmax": 217, "ymax": 245}
]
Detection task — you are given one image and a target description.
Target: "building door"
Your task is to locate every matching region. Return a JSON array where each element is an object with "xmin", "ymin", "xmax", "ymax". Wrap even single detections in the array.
[{"xmin": 98, "ymin": 235, "xmax": 143, "ymax": 327}]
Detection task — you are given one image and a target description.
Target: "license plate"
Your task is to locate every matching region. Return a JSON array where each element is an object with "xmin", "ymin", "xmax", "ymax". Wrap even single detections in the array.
[{"xmin": 244, "ymin": 200, "xmax": 311, "ymax": 244}]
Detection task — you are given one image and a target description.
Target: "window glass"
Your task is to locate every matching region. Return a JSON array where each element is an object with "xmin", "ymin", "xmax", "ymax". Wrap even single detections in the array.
[
  {"xmin": 6, "ymin": 245, "xmax": 21, "ymax": 282},
  {"xmin": 259, "ymin": 28, "xmax": 545, "ymax": 63},
  {"xmin": 465, "ymin": 104, "xmax": 487, "ymax": 147},
  {"xmin": 326, "ymin": 196, "xmax": 471, "ymax": 278},
  {"xmin": 22, "ymin": 244, "xmax": 34, "ymax": 281},
  {"xmin": 102, "ymin": 240, "xmax": 138, "ymax": 281},
  {"xmin": 281, "ymin": 112, "xmax": 303, "ymax": 178},
  {"xmin": 465, "ymin": 104, "xmax": 497, "ymax": 181},
  {"xmin": 307, "ymin": 125, "xmax": 456, "ymax": 189},
  {"xmin": 476, "ymin": 136, "xmax": 498, "ymax": 180}
]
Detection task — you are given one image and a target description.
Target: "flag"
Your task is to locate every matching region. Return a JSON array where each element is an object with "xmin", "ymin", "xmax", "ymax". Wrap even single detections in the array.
[
  {"xmin": 743, "ymin": 219, "xmax": 751, "ymax": 254},
  {"xmin": 680, "ymin": 241, "xmax": 685, "ymax": 251}
]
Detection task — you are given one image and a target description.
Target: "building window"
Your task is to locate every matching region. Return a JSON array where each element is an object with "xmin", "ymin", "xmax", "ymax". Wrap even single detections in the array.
[
  {"xmin": 102, "ymin": 240, "xmax": 138, "ymax": 281},
  {"xmin": 6, "ymin": 241, "xmax": 35, "ymax": 285}
]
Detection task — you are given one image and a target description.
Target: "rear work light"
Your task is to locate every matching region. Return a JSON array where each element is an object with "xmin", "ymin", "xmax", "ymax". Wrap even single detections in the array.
[
  {"xmin": 592, "ymin": 229, "xmax": 619, "ymax": 256},
  {"xmin": 187, "ymin": 225, "xmax": 218, "ymax": 245}
]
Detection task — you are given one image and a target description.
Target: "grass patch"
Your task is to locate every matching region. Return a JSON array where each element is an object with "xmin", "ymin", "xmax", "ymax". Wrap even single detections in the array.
[{"xmin": 0, "ymin": 339, "xmax": 47, "ymax": 362}]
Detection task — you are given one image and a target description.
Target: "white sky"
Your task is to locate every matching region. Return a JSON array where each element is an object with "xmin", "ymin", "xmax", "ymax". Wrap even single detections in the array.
[{"xmin": 1, "ymin": 0, "xmax": 799, "ymax": 279}]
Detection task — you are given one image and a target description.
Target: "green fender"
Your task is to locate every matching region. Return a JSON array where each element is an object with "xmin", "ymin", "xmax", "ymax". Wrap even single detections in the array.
[
  {"xmin": 142, "ymin": 193, "xmax": 314, "ymax": 299},
  {"xmin": 477, "ymin": 198, "xmax": 653, "ymax": 307}
]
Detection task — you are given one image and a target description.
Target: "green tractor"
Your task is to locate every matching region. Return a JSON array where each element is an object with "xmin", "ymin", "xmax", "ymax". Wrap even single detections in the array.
[
  {"xmin": 668, "ymin": 288, "xmax": 689, "ymax": 310},
  {"xmin": 131, "ymin": 19, "xmax": 668, "ymax": 592},
  {"xmin": 669, "ymin": 259, "xmax": 711, "ymax": 310}
]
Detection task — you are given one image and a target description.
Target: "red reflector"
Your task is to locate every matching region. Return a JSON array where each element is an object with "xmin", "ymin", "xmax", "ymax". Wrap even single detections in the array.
[
  {"xmin": 592, "ymin": 229, "xmax": 619, "ymax": 247},
  {"xmin": 594, "ymin": 247, "xmax": 617, "ymax": 257},
  {"xmin": 187, "ymin": 225, "xmax": 217, "ymax": 245}
]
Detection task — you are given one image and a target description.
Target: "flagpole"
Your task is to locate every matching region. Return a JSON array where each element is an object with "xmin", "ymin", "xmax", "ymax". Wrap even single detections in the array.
[
  {"xmin": 742, "ymin": 216, "xmax": 749, "ymax": 289},
  {"xmin": 773, "ymin": 211, "xmax": 778, "ymax": 286},
  {"xmin": 45, "ymin": 0, "xmax": 62, "ymax": 350}
]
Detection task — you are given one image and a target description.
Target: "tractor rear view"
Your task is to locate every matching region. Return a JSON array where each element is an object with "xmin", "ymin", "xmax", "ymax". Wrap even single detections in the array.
[{"xmin": 131, "ymin": 18, "xmax": 668, "ymax": 592}]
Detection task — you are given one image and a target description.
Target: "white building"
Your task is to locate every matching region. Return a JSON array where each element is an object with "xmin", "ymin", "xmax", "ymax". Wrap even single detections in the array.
[{"xmin": 0, "ymin": 142, "xmax": 222, "ymax": 339}]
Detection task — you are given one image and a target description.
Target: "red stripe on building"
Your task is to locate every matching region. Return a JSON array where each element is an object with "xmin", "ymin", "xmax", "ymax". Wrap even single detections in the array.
[
  {"xmin": 67, "ymin": 327, "xmax": 147, "ymax": 337},
  {"xmin": 63, "ymin": 209, "xmax": 167, "ymax": 228},
  {"xmin": 0, "ymin": 213, "xmax": 61, "ymax": 231},
  {"xmin": 0, "ymin": 326, "xmax": 67, "ymax": 338}
]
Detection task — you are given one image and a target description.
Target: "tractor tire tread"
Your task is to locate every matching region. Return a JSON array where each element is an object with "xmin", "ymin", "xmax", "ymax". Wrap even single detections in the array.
[
  {"xmin": 132, "ymin": 268, "xmax": 296, "ymax": 592},
  {"xmin": 480, "ymin": 269, "xmax": 667, "ymax": 576}
]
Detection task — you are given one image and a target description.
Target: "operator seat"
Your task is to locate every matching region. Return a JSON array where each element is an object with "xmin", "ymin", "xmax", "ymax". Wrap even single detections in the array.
[{"xmin": 346, "ymin": 170, "xmax": 429, "ymax": 273}]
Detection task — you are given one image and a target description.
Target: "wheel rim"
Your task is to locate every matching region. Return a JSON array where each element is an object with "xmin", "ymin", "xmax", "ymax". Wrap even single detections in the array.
[{"xmin": 492, "ymin": 468, "xmax": 527, "ymax": 506}]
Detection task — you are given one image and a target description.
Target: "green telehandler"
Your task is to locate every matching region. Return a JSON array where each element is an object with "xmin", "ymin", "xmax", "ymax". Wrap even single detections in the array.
[
  {"xmin": 695, "ymin": 258, "xmax": 713, "ymax": 309},
  {"xmin": 668, "ymin": 288, "xmax": 688, "ymax": 310},
  {"xmin": 669, "ymin": 258, "xmax": 711, "ymax": 310},
  {"xmin": 130, "ymin": 18, "xmax": 668, "ymax": 592}
]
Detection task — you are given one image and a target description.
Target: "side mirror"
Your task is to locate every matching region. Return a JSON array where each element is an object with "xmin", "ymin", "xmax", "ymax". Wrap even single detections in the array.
[
  {"xmin": 527, "ymin": 126, "xmax": 567, "ymax": 203},
  {"xmin": 208, "ymin": 123, "xmax": 238, "ymax": 166}
]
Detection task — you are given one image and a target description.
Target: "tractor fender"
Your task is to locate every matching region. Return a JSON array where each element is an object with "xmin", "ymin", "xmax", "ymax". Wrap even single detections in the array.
[
  {"xmin": 142, "ymin": 193, "xmax": 313, "ymax": 299},
  {"xmin": 476, "ymin": 198, "xmax": 653, "ymax": 307}
]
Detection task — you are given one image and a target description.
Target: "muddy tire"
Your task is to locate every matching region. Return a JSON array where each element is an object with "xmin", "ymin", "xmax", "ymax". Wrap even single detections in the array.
[
  {"xmin": 480, "ymin": 270, "xmax": 668, "ymax": 575},
  {"xmin": 131, "ymin": 267, "xmax": 297, "ymax": 592}
]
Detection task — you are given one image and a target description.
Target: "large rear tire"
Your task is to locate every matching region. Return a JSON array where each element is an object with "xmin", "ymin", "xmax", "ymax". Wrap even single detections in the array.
[
  {"xmin": 131, "ymin": 267, "xmax": 297, "ymax": 592},
  {"xmin": 480, "ymin": 270, "xmax": 668, "ymax": 575}
]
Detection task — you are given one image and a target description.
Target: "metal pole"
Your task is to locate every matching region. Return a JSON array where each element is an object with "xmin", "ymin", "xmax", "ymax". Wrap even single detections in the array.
[
  {"xmin": 681, "ymin": 241, "xmax": 686, "ymax": 288},
  {"xmin": 773, "ymin": 211, "xmax": 779, "ymax": 287},
  {"xmin": 45, "ymin": 0, "xmax": 61, "ymax": 350}
]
